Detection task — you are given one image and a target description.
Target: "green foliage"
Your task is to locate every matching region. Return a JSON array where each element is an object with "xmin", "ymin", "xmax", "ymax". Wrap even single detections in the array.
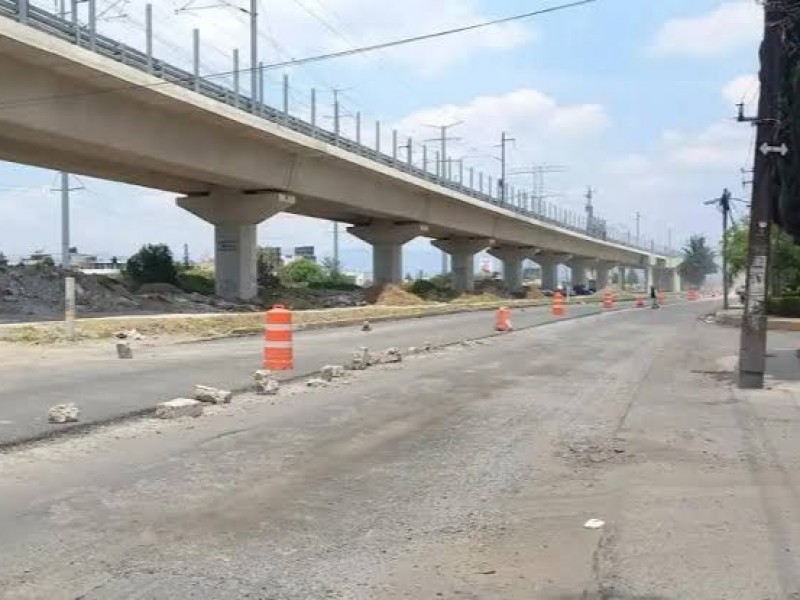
[
  {"xmin": 279, "ymin": 258, "xmax": 325, "ymax": 285},
  {"xmin": 126, "ymin": 244, "xmax": 178, "ymax": 286},
  {"xmin": 625, "ymin": 270, "xmax": 639, "ymax": 285},
  {"xmin": 319, "ymin": 256, "xmax": 357, "ymax": 287},
  {"xmin": 723, "ymin": 221, "xmax": 749, "ymax": 280},
  {"xmin": 767, "ymin": 295, "xmax": 800, "ymax": 318},
  {"xmin": 723, "ymin": 222, "xmax": 800, "ymax": 295},
  {"xmin": 257, "ymin": 247, "xmax": 283, "ymax": 288},
  {"xmin": 678, "ymin": 235, "xmax": 718, "ymax": 287},
  {"xmin": 176, "ymin": 267, "xmax": 215, "ymax": 295},
  {"xmin": 408, "ymin": 274, "xmax": 458, "ymax": 301}
]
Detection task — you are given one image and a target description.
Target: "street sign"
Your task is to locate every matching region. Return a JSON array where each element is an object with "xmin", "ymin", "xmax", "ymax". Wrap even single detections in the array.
[{"xmin": 759, "ymin": 142, "xmax": 789, "ymax": 156}]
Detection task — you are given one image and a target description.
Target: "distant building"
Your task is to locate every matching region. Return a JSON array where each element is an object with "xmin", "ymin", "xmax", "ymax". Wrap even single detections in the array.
[{"xmin": 293, "ymin": 246, "xmax": 316, "ymax": 262}]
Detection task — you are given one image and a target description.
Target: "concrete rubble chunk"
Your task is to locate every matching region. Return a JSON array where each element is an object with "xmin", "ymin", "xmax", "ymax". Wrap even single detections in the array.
[
  {"xmin": 407, "ymin": 347, "xmax": 419, "ymax": 355},
  {"xmin": 422, "ymin": 341, "xmax": 432, "ymax": 352},
  {"xmin": 348, "ymin": 347, "xmax": 371, "ymax": 371},
  {"xmin": 320, "ymin": 365, "xmax": 346, "ymax": 381},
  {"xmin": 194, "ymin": 384, "xmax": 233, "ymax": 404},
  {"xmin": 253, "ymin": 369, "xmax": 280, "ymax": 396},
  {"xmin": 155, "ymin": 398, "xmax": 203, "ymax": 419},
  {"xmin": 381, "ymin": 347, "xmax": 403, "ymax": 364},
  {"xmin": 48, "ymin": 403, "xmax": 80, "ymax": 424},
  {"xmin": 306, "ymin": 378, "xmax": 328, "ymax": 388},
  {"xmin": 116, "ymin": 342, "xmax": 133, "ymax": 359},
  {"xmin": 361, "ymin": 320, "xmax": 372, "ymax": 332}
]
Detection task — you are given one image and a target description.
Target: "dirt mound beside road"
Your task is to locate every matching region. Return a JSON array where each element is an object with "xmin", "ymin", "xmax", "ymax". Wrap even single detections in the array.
[{"xmin": 365, "ymin": 284, "xmax": 426, "ymax": 306}]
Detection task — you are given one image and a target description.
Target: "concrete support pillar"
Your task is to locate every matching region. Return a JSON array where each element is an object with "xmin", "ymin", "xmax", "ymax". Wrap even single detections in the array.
[
  {"xmin": 644, "ymin": 265, "xmax": 653, "ymax": 292},
  {"xmin": 671, "ymin": 268, "xmax": 681, "ymax": 292},
  {"xmin": 596, "ymin": 262, "xmax": 615, "ymax": 290},
  {"xmin": 177, "ymin": 188, "xmax": 295, "ymax": 300},
  {"xmin": 618, "ymin": 266, "xmax": 627, "ymax": 290},
  {"xmin": 567, "ymin": 258, "xmax": 593, "ymax": 287},
  {"xmin": 536, "ymin": 252, "xmax": 572, "ymax": 291},
  {"xmin": 431, "ymin": 237, "xmax": 494, "ymax": 293},
  {"xmin": 488, "ymin": 246, "xmax": 536, "ymax": 292},
  {"xmin": 348, "ymin": 220, "xmax": 429, "ymax": 285}
]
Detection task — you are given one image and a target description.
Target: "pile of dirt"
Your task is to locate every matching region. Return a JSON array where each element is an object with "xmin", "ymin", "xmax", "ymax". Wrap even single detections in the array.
[
  {"xmin": 526, "ymin": 285, "xmax": 545, "ymax": 299},
  {"xmin": 261, "ymin": 287, "xmax": 367, "ymax": 310},
  {"xmin": 0, "ymin": 265, "xmax": 258, "ymax": 321},
  {"xmin": 364, "ymin": 284, "xmax": 425, "ymax": 306}
]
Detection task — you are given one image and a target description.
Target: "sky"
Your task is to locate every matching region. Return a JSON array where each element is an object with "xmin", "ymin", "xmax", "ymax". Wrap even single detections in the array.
[{"xmin": 0, "ymin": 0, "xmax": 762, "ymax": 274}]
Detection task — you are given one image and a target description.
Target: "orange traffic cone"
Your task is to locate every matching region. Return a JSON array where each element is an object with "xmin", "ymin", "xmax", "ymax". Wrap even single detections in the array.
[
  {"xmin": 552, "ymin": 292, "xmax": 565, "ymax": 316},
  {"xmin": 495, "ymin": 306, "xmax": 512, "ymax": 331},
  {"xmin": 603, "ymin": 290, "xmax": 614, "ymax": 309}
]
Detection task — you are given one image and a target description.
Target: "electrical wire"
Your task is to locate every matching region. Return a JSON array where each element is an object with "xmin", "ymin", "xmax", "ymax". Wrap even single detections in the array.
[{"xmin": 0, "ymin": 0, "xmax": 595, "ymax": 111}]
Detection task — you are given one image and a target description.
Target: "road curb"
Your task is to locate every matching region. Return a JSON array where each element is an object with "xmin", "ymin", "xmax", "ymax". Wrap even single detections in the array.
[{"xmin": 0, "ymin": 299, "xmax": 689, "ymax": 451}]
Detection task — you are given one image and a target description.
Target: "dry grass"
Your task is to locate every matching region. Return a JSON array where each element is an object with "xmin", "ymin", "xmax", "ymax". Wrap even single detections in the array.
[{"xmin": 0, "ymin": 292, "xmax": 669, "ymax": 345}]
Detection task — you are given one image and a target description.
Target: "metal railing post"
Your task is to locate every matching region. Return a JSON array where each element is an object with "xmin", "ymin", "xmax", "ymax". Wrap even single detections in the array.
[
  {"xmin": 311, "ymin": 88, "xmax": 317, "ymax": 127},
  {"xmin": 88, "ymin": 0, "xmax": 96, "ymax": 51},
  {"xmin": 423, "ymin": 145, "xmax": 428, "ymax": 172},
  {"xmin": 233, "ymin": 49, "xmax": 240, "ymax": 108},
  {"xmin": 193, "ymin": 29, "xmax": 200, "ymax": 92},
  {"xmin": 392, "ymin": 130, "xmax": 398, "ymax": 161},
  {"xmin": 375, "ymin": 121, "xmax": 381, "ymax": 153},
  {"xmin": 407, "ymin": 137, "xmax": 412, "ymax": 167},
  {"xmin": 356, "ymin": 112, "xmax": 361, "ymax": 144},
  {"xmin": 283, "ymin": 73, "xmax": 289, "ymax": 118},
  {"xmin": 145, "ymin": 3, "xmax": 153, "ymax": 73},
  {"xmin": 18, "ymin": 0, "xmax": 28, "ymax": 23}
]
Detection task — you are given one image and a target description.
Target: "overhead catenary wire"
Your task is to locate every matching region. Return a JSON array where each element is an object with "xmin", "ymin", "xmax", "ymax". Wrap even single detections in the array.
[{"xmin": 0, "ymin": 0, "xmax": 596, "ymax": 110}]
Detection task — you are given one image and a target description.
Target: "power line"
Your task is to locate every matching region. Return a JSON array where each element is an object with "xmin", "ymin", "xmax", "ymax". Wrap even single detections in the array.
[{"xmin": 0, "ymin": 0, "xmax": 596, "ymax": 111}]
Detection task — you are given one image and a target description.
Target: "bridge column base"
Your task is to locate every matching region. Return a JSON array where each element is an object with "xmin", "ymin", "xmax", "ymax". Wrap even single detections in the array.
[
  {"xmin": 488, "ymin": 246, "xmax": 537, "ymax": 293},
  {"xmin": 348, "ymin": 221, "xmax": 429, "ymax": 285},
  {"xmin": 536, "ymin": 253, "xmax": 572, "ymax": 291},
  {"xmin": 432, "ymin": 237, "xmax": 494, "ymax": 293},
  {"xmin": 595, "ymin": 261, "xmax": 616, "ymax": 290},
  {"xmin": 177, "ymin": 188, "xmax": 295, "ymax": 300},
  {"xmin": 567, "ymin": 258, "xmax": 594, "ymax": 287}
]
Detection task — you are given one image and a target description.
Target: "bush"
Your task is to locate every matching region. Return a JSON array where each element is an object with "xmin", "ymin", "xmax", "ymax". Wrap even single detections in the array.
[
  {"xmin": 177, "ymin": 268, "xmax": 215, "ymax": 296},
  {"xmin": 308, "ymin": 280, "xmax": 361, "ymax": 291},
  {"xmin": 768, "ymin": 296, "xmax": 800, "ymax": 318},
  {"xmin": 409, "ymin": 279, "xmax": 438, "ymax": 298},
  {"xmin": 279, "ymin": 258, "xmax": 325, "ymax": 285},
  {"xmin": 126, "ymin": 244, "xmax": 178, "ymax": 286}
]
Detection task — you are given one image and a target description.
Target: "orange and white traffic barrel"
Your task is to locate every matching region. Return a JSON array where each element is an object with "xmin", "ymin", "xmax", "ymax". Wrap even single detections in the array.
[
  {"xmin": 495, "ymin": 306, "xmax": 512, "ymax": 331},
  {"xmin": 264, "ymin": 304, "xmax": 293, "ymax": 370},
  {"xmin": 636, "ymin": 296, "xmax": 645, "ymax": 308},
  {"xmin": 552, "ymin": 291, "xmax": 565, "ymax": 316},
  {"xmin": 688, "ymin": 290, "xmax": 699, "ymax": 301},
  {"xmin": 603, "ymin": 290, "xmax": 614, "ymax": 309}
]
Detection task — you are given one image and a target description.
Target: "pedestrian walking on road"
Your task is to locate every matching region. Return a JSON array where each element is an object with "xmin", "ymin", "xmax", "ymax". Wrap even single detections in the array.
[{"xmin": 650, "ymin": 285, "xmax": 660, "ymax": 309}]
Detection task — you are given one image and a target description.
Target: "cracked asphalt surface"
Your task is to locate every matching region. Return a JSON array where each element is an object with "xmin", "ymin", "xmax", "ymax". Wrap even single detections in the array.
[{"xmin": 2, "ymin": 301, "xmax": 800, "ymax": 599}]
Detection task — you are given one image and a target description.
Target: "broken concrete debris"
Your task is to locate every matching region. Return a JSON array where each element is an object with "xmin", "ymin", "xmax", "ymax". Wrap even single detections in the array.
[
  {"xmin": 348, "ymin": 347, "xmax": 372, "ymax": 371},
  {"xmin": 116, "ymin": 342, "xmax": 133, "ymax": 359},
  {"xmin": 320, "ymin": 365, "xmax": 346, "ymax": 381},
  {"xmin": 306, "ymin": 378, "xmax": 328, "ymax": 388},
  {"xmin": 194, "ymin": 384, "xmax": 233, "ymax": 404},
  {"xmin": 155, "ymin": 398, "xmax": 203, "ymax": 419},
  {"xmin": 381, "ymin": 347, "xmax": 403, "ymax": 364},
  {"xmin": 253, "ymin": 369, "xmax": 280, "ymax": 396},
  {"xmin": 362, "ymin": 320, "xmax": 372, "ymax": 332},
  {"xmin": 48, "ymin": 403, "xmax": 80, "ymax": 424}
]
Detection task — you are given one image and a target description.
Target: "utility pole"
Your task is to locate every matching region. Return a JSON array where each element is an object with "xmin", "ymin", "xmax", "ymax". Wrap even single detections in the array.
[
  {"xmin": 55, "ymin": 173, "xmax": 81, "ymax": 342},
  {"xmin": 333, "ymin": 222, "xmax": 340, "ymax": 272},
  {"xmin": 498, "ymin": 131, "xmax": 515, "ymax": 203},
  {"xmin": 635, "ymin": 212, "xmax": 641, "ymax": 245},
  {"xmin": 739, "ymin": 0, "xmax": 786, "ymax": 389},
  {"xmin": 424, "ymin": 121, "xmax": 462, "ymax": 179},
  {"xmin": 705, "ymin": 188, "xmax": 738, "ymax": 310}
]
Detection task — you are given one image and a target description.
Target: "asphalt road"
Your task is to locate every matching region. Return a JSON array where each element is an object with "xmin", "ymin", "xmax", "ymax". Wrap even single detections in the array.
[
  {"xmin": 0, "ymin": 302, "xmax": 606, "ymax": 446},
  {"xmin": 5, "ymin": 300, "xmax": 800, "ymax": 598}
]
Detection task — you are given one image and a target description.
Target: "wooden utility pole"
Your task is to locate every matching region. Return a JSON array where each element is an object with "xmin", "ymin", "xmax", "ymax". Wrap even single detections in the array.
[{"xmin": 738, "ymin": 1, "xmax": 786, "ymax": 389}]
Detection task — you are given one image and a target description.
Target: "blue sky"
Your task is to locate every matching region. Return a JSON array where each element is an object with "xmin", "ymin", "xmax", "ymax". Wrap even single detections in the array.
[{"xmin": 0, "ymin": 0, "xmax": 761, "ymax": 274}]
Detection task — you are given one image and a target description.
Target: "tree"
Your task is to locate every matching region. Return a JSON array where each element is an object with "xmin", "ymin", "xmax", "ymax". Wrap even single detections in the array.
[
  {"xmin": 723, "ymin": 222, "xmax": 800, "ymax": 295},
  {"xmin": 678, "ymin": 235, "xmax": 718, "ymax": 287},
  {"xmin": 257, "ymin": 246, "xmax": 283, "ymax": 288},
  {"xmin": 126, "ymin": 244, "xmax": 178, "ymax": 285},
  {"xmin": 626, "ymin": 270, "xmax": 639, "ymax": 285},
  {"xmin": 279, "ymin": 258, "xmax": 324, "ymax": 285}
]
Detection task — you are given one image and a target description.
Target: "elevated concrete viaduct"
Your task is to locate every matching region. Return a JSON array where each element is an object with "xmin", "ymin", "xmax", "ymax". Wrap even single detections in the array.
[{"xmin": 0, "ymin": 6, "xmax": 682, "ymax": 299}]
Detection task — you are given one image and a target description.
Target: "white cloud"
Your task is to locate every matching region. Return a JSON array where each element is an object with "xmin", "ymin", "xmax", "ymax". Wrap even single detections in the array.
[
  {"xmin": 650, "ymin": 2, "xmax": 761, "ymax": 58},
  {"xmin": 722, "ymin": 73, "xmax": 759, "ymax": 113},
  {"xmin": 78, "ymin": 0, "xmax": 533, "ymax": 79}
]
